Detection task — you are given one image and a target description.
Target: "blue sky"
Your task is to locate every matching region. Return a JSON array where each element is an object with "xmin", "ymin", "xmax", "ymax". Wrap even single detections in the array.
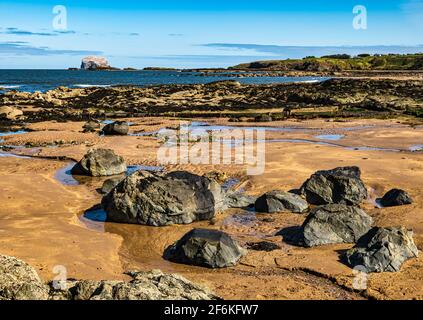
[{"xmin": 0, "ymin": 0, "xmax": 422, "ymax": 68}]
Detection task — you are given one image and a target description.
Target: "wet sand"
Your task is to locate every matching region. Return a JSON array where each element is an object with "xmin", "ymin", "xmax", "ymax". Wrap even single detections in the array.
[{"xmin": 0, "ymin": 117, "xmax": 422, "ymax": 300}]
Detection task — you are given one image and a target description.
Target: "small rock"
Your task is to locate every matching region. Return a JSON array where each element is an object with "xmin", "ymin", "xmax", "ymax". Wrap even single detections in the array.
[
  {"xmin": 164, "ymin": 229, "xmax": 246, "ymax": 268},
  {"xmin": 246, "ymin": 242, "xmax": 281, "ymax": 252},
  {"xmin": 102, "ymin": 121, "xmax": 129, "ymax": 135},
  {"xmin": 343, "ymin": 227, "xmax": 419, "ymax": 273},
  {"xmin": 71, "ymin": 148, "xmax": 127, "ymax": 177},
  {"xmin": 83, "ymin": 120, "xmax": 101, "ymax": 132},
  {"xmin": 225, "ymin": 191, "xmax": 257, "ymax": 208},
  {"xmin": 302, "ymin": 204, "xmax": 373, "ymax": 247},
  {"xmin": 380, "ymin": 189, "xmax": 413, "ymax": 207},
  {"xmin": 255, "ymin": 114, "xmax": 273, "ymax": 122},
  {"xmin": 255, "ymin": 190, "xmax": 309, "ymax": 213},
  {"xmin": 300, "ymin": 166, "xmax": 368, "ymax": 205}
]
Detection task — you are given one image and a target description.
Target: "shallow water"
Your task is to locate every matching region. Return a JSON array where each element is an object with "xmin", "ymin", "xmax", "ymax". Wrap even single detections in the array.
[
  {"xmin": 410, "ymin": 145, "xmax": 423, "ymax": 152},
  {"xmin": 0, "ymin": 130, "xmax": 28, "ymax": 137},
  {"xmin": 0, "ymin": 151, "xmax": 31, "ymax": 159},
  {"xmin": 0, "ymin": 69, "xmax": 329, "ymax": 93},
  {"xmin": 315, "ymin": 134, "xmax": 345, "ymax": 141}
]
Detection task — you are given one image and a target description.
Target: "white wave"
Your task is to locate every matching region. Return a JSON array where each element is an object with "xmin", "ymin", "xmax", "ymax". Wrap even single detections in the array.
[
  {"xmin": 294, "ymin": 79, "xmax": 320, "ymax": 84},
  {"xmin": 73, "ymin": 84, "xmax": 111, "ymax": 88},
  {"xmin": 0, "ymin": 85, "xmax": 21, "ymax": 89}
]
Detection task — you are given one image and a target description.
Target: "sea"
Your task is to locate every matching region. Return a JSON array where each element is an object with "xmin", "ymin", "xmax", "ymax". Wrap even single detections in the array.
[{"xmin": 0, "ymin": 69, "xmax": 328, "ymax": 93}]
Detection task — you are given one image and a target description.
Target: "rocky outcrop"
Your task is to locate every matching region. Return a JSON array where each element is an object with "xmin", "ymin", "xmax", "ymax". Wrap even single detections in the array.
[
  {"xmin": 380, "ymin": 189, "xmax": 413, "ymax": 207},
  {"xmin": 343, "ymin": 227, "xmax": 419, "ymax": 273},
  {"xmin": 0, "ymin": 106, "xmax": 23, "ymax": 120},
  {"xmin": 1, "ymin": 79, "xmax": 422, "ymax": 122},
  {"xmin": 254, "ymin": 190, "xmax": 309, "ymax": 213},
  {"xmin": 49, "ymin": 270, "xmax": 219, "ymax": 300},
  {"xmin": 71, "ymin": 148, "xmax": 127, "ymax": 177},
  {"xmin": 164, "ymin": 229, "xmax": 246, "ymax": 268},
  {"xmin": 0, "ymin": 255, "xmax": 49, "ymax": 300},
  {"xmin": 102, "ymin": 121, "xmax": 129, "ymax": 136},
  {"xmin": 81, "ymin": 56, "xmax": 111, "ymax": 70},
  {"xmin": 302, "ymin": 204, "xmax": 373, "ymax": 247},
  {"xmin": 0, "ymin": 254, "xmax": 219, "ymax": 300},
  {"xmin": 300, "ymin": 166, "xmax": 368, "ymax": 205},
  {"xmin": 102, "ymin": 171, "xmax": 226, "ymax": 226}
]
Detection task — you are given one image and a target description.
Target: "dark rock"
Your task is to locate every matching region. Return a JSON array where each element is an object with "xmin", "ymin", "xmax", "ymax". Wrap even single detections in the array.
[
  {"xmin": 0, "ymin": 255, "xmax": 49, "ymax": 300},
  {"xmin": 82, "ymin": 120, "xmax": 100, "ymax": 132},
  {"xmin": 49, "ymin": 269, "xmax": 219, "ymax": 300},
  {"xmin": 102, "ymin": 121, "xmax": 129, "ymax": 136},
  {"xmin": 102, "ymin": 171, "xmax": 226, "ymax": 226},
  {"xmin": 99, "ymin": 176, "xmax": 124, "ymax": 194},
  {"xmin": 380, "ymin": 189, "xmax": 413, "ymax": 207},
  {"xmin": 164, "ymin": 229, "xmax": 246, "ymax": 268},
  {"xmin": 255, "ymin": 191, "xmax": 308, "ymax": 213},
  {"xmin": 246, "ymin": 241, "xmax": 281, "ymax": 252},
  {"xmin": 71, "ymin": 148, "xmax": 127, "ymax": 177},
  {"xmin": 225, "ymin": 191, "xmax": 257, "ymax": 208},
  {"xmin": 343, "ymin": 227, "xmax": 419, "ymax": 273},
  {"xmin": 300, "ymin": 166, "xmax": 368, "ymax": 205},
  {"xmin": 302, "ymin": 204, "xmax": 373, "ymax": 247},
  {"xmin": 255, "ymin": 114, "xmax": 273, "ymax": 122}
]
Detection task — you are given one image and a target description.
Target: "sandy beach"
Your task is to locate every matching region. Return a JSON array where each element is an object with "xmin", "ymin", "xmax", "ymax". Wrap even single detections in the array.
[{"xmin": 1, "ymin": 116, "xmax": 422, "ymax": 300}]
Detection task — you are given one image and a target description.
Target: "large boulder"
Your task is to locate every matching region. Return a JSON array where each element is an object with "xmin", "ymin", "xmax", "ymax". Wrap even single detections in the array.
[
  {"xmin": 302, "ymin": 204, "xmax": 373, "ymax": 247},
  {"xmin": 254, "ymin": 190, "xmax": 308, "ymax": 213},
  {"xmin": 164, "ymin": 229, "xmax": 246, "ymax": 268},
  {"xmin": 380, "ymin": 189, "xmax": 413, "ymax": 207},
  {"xmin": 71, "ymin": 148, "xmax": 127, "ymax": 177},
  {"xmin": 102, "ymin": 171, "xmax": 226, "ymax": 226},
  {"xmin": 49, "ymin": 270, "xmax": 219, "ymax": 300},
  {"xmin": 81, "ymin": 56, "xmax": 111, "ymax": 70},
  {"xmin": 300, "ymin": 166, "xmax": 368, "ymax": 205},
  {"xmin": 0, "ymin": 255, "xmax": 49, "ymax": 300},
  {"xmin": 343, "ymin": 227, "xmax": 419, "ymax": 273},
  {"xmin": 0, "ymin": 106, "xmax": 23, "ymax": 120},
  {"xmin": 102, "ymin": 121, "xmax": 129, "ymax": 136}
]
